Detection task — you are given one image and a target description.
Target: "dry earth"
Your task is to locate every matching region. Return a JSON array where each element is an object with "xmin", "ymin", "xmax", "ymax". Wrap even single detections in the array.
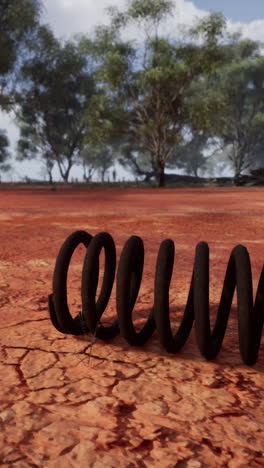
[{"xmin": 0, "ymin": 186, "xmax": 263, "ymax": 468}]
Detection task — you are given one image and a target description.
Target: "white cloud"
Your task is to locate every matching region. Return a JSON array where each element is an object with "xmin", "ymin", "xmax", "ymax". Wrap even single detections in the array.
[
  {"xmin": 227, "ymin": 19, "xmax": 264, "ymax": 43},
  {"xmin": 43, "ymin": 0, "xmax": 264, "ymax": 44},
  {"xmin": 42, "ymin": 0, "xmax": 205, "ymax": 40},
  {"xmin": 43, "ymin": 0, "xmax": 127, "ymax": 39},
  {"xmin": 174, "ymin": 0, "xmax": 206, "ymax": 24}
]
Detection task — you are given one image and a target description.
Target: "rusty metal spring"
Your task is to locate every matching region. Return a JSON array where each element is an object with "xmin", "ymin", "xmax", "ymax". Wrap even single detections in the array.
[{"xmin": 48, "ymin": 230, "xmax": 264, "ymax": 366}]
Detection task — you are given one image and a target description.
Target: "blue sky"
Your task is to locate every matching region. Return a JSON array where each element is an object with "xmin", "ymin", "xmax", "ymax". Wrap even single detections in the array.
[
  {"xmin": 193, "ymin": 0, "xmax": 264, "ymax": 23},
  {"xmin": 1, "ymin": 0, "xmax": 264, "ymax": 181}
]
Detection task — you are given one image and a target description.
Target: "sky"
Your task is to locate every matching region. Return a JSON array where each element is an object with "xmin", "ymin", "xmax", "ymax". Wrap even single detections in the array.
[
  {"xmin": 193, "ymin": 0, "xmax": 264, "ymax": 24},
  {"xmin": 1, "ymin": 0, "xmax": 264, "ymax": 181}
]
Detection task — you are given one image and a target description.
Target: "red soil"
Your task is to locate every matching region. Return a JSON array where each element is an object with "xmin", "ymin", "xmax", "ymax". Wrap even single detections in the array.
[{"xmin": 0, "ymin": 186, "xmax": 263, "ymax": 467}]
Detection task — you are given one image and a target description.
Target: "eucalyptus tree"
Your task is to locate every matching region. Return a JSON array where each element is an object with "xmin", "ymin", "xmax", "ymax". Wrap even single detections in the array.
[
  {"xmin": 117, "ymin": 140, "xmax": 156, "ymax": 182},
  {"xmin": 80, "ymin": 145, "xmax": 98, "ymax": 182},
  {"xmin": 84, "ymin": 0, "xmax": 228, "ymax": 186},
  {"xmin": 190, "ymin": 38, "xmax": 264, "ymax": 182},
  {"xmin": 0, "ymin": 130, "xmax": 11, "ymax": 175},
  {"xmin": 171, "ymin": 131, "xmax": 209, "ymax": 177},
  {"xmin": 218, "ymin": 54, "xmax": 264, "ymax": 181},
  {"xmin": 16, "ymin": 27, "xmax": 96, "ymax": 182},
  {"xmin": 80, "ymin": 142, "xmax": 115, "ymax": 182},
  {"xmin": 0, "ymin": 0, "xmax": 41, "ymax": 179},
  {"xmin": 0, "ymin": 0, "xmax": 41, "ymax": 109}
]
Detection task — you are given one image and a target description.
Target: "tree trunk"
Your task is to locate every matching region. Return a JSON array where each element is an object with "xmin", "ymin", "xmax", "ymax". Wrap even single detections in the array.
[
  {"xmin": 101, "ymin": 168, "xmax": 106, "ymax": 183},
  {"xmin": 82, "ymin": 163, "xmax": 93, "ymax": 182},
  {"xmin": 48, "ymin": 170, "xmax": 53, "ymax": 184},
  {"xmin": 234, "ymin": 171, "xmax": 242, "ymax": 186},
  {"xmin": 232, "ymin": 145, "xmax": 244, "ymax": 185},
  {"xmin": 158, "ymin": 163, "xmax": 165, "ymax": 187},
  {"xmin": 234, "ymin": 161, "xmax": 242, "ymax": 186},
  {"xmin": 57, "ymin": 158, "xmax": 72, "ymax": 183},
  {"xmin": 83, "ymin": 174, "xmax": 91, "ymax": 182},
  {"xmin": 63, "ymin": 166, "xmax": 72, "ymax": 183}
]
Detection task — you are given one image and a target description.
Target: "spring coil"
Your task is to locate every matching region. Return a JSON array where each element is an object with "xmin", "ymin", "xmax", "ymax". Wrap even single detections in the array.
[{"xmin": 48, "ymin": 230, "xmax": 264, "ymax": 366}]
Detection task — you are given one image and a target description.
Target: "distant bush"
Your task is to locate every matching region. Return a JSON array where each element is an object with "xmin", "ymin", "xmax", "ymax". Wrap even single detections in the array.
[{"xmin": 250, "ymin": 168, "xmax": 264, "ymax": 179}]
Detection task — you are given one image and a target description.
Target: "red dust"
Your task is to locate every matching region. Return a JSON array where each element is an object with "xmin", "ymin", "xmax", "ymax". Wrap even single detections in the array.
[{"xmin": 0, "ymin": 186, "xmax": 263, "ymax": 467}]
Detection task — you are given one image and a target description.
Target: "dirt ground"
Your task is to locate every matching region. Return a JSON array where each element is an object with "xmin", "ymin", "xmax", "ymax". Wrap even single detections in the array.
[{"xmin": 0, "ymin": 186, "xmax": 263, "ymax": 468}]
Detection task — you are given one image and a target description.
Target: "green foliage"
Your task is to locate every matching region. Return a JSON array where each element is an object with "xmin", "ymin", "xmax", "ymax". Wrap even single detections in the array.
[
  {"xmin": 2, "ymin": 0, "xmax": 262, "ymax": 184},
  {"xmin": 209, "ymin": 53, "xmax": 264, "ymax": 177},
  {"xmin": 0, "ymin": 129, "xmax": 11, "ymax": 172},
  {"xmin": 179, "ymin": 36, "xmax": 264, "ymax": 180},
  {"xmin": 126, "ymin": 0, "xmax": 173, "ymax": 23},
  {"xmin": 85, "ymin": 0, "xmax": 229, "ymax": 185},
  {"xmin": 187, "ymin": 79, "xmax": 228, "ymax": 132},
  {"xmin": 85, "ymin": 93, "xmax": 126, "ymax": 144},
  {"xmin": 80, "ymin": 143, "xmax": 114, "ymax": 182},
  {"xmin": 117, "ymin": 140, "xmax": 155, "ymax": 182},
  {"xmin": 17, "ymin": 28, "xmax": 95, "ymax": 182},
  {"xmin": 107, "ymin": 0, "xmax": 174, "ymax": 30},
  {"xmin": 0, "ymin": 0, "xmax": 41, "ymax": 108},
  {"xmin": 171, "ymin": 131, "xmax": 209, "ymax": 177},
  {"xmin": 191, "ymin": 12, "xmax": 226, "ymax": 47}
]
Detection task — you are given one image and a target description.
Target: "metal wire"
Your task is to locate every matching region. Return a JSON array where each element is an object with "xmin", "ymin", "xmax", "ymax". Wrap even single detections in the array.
[{"xmin": 48, "ymin": 230, "xmax": 264, "ymax": 365}]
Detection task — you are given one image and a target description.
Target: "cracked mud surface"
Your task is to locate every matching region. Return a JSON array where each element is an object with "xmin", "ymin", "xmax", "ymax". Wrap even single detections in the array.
[{"xmin": 0, "ymin": 186, "xmax": 263, "ymax": 467}]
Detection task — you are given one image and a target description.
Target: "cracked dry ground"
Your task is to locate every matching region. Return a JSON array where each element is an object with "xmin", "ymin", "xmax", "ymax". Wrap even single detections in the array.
[{"xmin": 0, "ymin": 186, "xmax": 263, "ymax": 468}]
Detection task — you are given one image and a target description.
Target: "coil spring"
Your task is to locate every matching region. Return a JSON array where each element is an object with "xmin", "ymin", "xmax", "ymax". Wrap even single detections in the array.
[{"xmin": 48, "ymin": 230, "xmax": 264, "ymax": 366}]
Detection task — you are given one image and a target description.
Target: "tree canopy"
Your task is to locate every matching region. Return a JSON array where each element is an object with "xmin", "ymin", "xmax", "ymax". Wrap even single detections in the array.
[
  {"xmin": 194, "ymin": 38, "xmax": 264, "ymax": 179},
  {"xmin": 16, "ymin": 27, "xmax": 96, "ymax": 182},
  {"xmin": 83, "ymin": 0, "xmax": 232, "ymax": 186},
  {"xmin": 217, "ymin": 55, "xmax": 264, "ymax": 179},
  {"xmin": 0, "ymin": 0, "xmax": 42, "ymax": 109},
  {"xmin": 1, "ymin": 0, "xmax": 264, "ymax": 184},
  {"xmin": 0, "ymin": 129, "xmax": 11, "ymax": 173}
]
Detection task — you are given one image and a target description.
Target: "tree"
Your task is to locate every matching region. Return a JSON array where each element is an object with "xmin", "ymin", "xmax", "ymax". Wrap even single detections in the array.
[
  {"xmin": 80, "ymin": 146, "xmax": 98, "ymax": 182},
  {"xmin": 250, "ymin": 137, "xmax": 264, "ymax": 173},
  {"xmin": 0, "ymin": 0, "xmax": 41, "ymax": 182},
  {"xmin": 191, "ymin": 38, "xmax": 264, "ymax": 182},
  {"xmin": 221, "ymin": 56, "xmax": 264, "ymax": 181},
  {"xmin": 0, "ymin": 129, "xmax": 11, "ymax": 175},
  {"xmin": 84, "ymin": 1, "xmax": 228, "ymax": 186},
  {"xmin": 117, "ymin": 141, "xmax": 156, "ymax": 182},
  {"xmin": 16, "ymin": 27, "xmax": 95, "ymax": 182},
  {"xmin": 0, "ymin": 0, "xmax": 41, "ymax": 109},
  {"xmin": 40, "ymin": 151, "xmax": 55, "ymax": 184},
  {"xmin": 80, "ymin": 142, "xmax": 115, "ymax": 182},
  {"xmin": 171, "ymin": 130, "xmax": 209, "ymax": 177}
]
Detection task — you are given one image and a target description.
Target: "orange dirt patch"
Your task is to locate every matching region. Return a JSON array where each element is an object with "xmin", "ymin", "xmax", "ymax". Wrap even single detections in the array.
[{"xmin": 0, "ymin": 186, "xmax": 263, "ymax": 467}]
